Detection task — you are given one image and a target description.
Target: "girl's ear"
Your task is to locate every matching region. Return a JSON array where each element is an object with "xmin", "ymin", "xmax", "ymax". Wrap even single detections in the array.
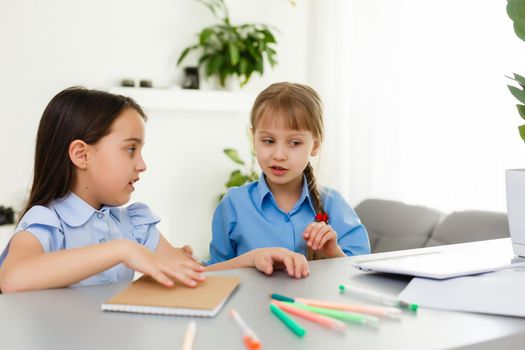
[
  {"xmin": 310, "ymin": 139, "xmax": 321, "ymax": 157},
  {"xmin": 250, "ymin": 127, "xmax": 256, "ymax": 152},
  {"xmin": 69, "ymin": 140, "xmax": 89, "ymax": 169}
]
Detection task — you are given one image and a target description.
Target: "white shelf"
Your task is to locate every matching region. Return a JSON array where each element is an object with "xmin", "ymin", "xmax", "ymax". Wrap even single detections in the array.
[{"xmin": 109, "ymin": 87, "xmax": 256, "ymax": 113}]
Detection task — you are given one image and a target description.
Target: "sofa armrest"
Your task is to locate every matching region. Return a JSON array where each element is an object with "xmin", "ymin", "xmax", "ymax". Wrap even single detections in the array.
[{"xmin": 355, "ymin": 198, "xmax": 443, "ymax": 253}]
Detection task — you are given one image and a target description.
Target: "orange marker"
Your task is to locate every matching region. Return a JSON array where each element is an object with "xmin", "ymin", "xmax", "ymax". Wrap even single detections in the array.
[{"xmin": 230, "ymin": 309, "xmax": 262, "ymax": 350}]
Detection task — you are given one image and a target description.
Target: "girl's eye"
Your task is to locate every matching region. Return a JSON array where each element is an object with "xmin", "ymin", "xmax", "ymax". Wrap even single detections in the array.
[
  {"xmin": 127, "ymin": 146, "xmax": 137, "ymax": 155},
  {"xmin": 262, "ymin": 139, "xmax": 274, "ymax": 144},
  {"xmin": 290, "ymin": 140, "xmax": 302, "ymax": 146}
]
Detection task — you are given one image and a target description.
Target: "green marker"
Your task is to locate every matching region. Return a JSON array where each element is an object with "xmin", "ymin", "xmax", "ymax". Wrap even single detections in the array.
[
  {"xmin": 339, "ymin": 284, "xmax": 418, "ymax": 312},
  {"xmin": 284, "ymin": 302, "xmax": 379, "ymax": 327},
  {"xmin": 271, "ymin": 293, "xmax": 295, "ymax": 303},
  {"xmin": 270, "ymin": 304, "xmax": 306, "ymax": 337}
]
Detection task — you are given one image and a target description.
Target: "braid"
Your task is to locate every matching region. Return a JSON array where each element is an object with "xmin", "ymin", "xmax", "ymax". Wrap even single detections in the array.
[{"xmin": 304, "ymin": 162, "xmax": 324, "ymax": 260}]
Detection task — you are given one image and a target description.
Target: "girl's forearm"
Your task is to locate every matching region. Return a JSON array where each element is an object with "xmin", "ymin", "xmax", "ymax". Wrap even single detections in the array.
[
  {"xmin": 1, "ymin": 240, "xmax": 130, "ymax": 293},
  {"xmin": 204, "ymin": 251, "xmax": 254, "ymax": 272}
]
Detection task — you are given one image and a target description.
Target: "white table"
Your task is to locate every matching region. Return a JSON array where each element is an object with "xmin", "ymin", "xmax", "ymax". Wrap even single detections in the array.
[{"xmin": 1, "ymin": 238, "xmax": 524, "ymax": 349}]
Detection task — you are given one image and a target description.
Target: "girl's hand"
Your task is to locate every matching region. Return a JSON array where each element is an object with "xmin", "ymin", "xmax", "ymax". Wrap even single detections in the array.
[
  {"xmin": 121, "ymin": 241, "xmax": 205, "ymax": 288},
  {"xmin": 180, "ymin": 245, "xmax": 193, "ymax": 257},
  {"xmin": 303, "ymin": 222, "xmax": 345, "ymax": 258},
  {"xmin": 249, "ymin": 248, "xmax": 309, "ymax": 279},
  {"xmin": 177, "ymin": 244, "xmax": 204, "ymax": 265}
]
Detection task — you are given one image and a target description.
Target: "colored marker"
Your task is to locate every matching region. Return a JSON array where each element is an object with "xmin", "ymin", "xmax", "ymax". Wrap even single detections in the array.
[
  {"xmin": 270, "ymin": 293, "xmax": 400, "ymax": 318},
  {"xmin": 271, "ymin": 301, "xmax": 346, "ymax": 332},
  {"xmin": 284, "ymin": 302, "xmax": 379, "ymax": 327},
  {"xmin": 181, "ymin": 321, "xmax": 196, "ymax": 350},
  {"xmin": 230, "ymin": 309, "xmax": 262, "ymax": 350},
  {"xmin": 339, "ymin": 284, "xmax": 418, "ymax": 312},
  {"xmin": 270, "ymin": 304, "xmax": 306, "ymax": 337}
]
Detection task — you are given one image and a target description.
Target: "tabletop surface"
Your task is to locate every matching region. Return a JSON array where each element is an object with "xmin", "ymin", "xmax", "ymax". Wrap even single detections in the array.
[{"xmin": 1, "ymin": 238, "xmax": 524, "ymax": 350}]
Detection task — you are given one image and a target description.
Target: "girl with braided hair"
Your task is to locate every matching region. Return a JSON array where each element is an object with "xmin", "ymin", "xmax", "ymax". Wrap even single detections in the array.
[{"xmin": 206, "ymin": 82, "xmax": 370, "ymax": 278}]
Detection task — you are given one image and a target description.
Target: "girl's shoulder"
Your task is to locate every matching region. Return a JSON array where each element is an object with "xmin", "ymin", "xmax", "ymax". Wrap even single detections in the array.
[
  {"xmin": 16, "ymin": 205, "xmax": 61, "ymax": 232},
  {"xmin": 320, "ymin": 186, "xmax": 339, "ymax": 199},
  {"xmin": 223, "ymin": 181, "xmax": 258, "ymax": 201},
  {"xmin": 119, "ymin": 202, "xmax": 160, "ymax": 228},
  {"xmin": 319, "ymin": 186, "xmax": 351, "ymax": 207}
]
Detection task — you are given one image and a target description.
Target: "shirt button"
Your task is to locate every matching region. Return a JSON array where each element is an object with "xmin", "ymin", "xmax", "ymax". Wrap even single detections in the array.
[
  {"xmin": 22, "ymin": 222, "xmax": 28, "ymax": 229},
  {"xmin": 284, "ymin": 216, "xmax": 290, "ymax": 222},
  {"xmin": 99, "ymin": 238, "xmax": 106, "ymax": 243},
  {"xmin": 97, "ymin": 213, "xmax": 104, "ymax": 219}
]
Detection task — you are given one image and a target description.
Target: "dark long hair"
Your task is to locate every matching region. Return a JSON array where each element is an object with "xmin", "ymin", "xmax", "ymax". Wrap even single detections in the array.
[
  {"xmin": 250, "ymin": 82, "xmax": 325, "ymax": 260},
  {"xmin": 20, "ymin": 87, "xmax": 147, "ymax": 219}
]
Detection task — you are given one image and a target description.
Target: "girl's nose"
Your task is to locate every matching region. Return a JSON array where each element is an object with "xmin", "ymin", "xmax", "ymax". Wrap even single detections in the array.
[
  {"xmin": 272, "ymin": 144, "xmax": 287, "ymax": 161},
  {"xmin": 136, "ymin": 156, "xmax": 147, "ymax": 172}
]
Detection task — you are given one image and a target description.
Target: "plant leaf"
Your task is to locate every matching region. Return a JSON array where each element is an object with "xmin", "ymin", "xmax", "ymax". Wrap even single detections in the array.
[
  {"xmin": 248, "ymin": 171, "xmax": 259, "ymax": 182},
  {"xmin": 265, "ymin": 47, "xmax": 277, "ymax": 66},
  {"xmin": 509, "ymin": 85, "xmax": 525, "ymax": 104},
  {"xmin": 226, "ymin": 170, "xmax": 247, "ymax": 187},
  {"xmin": 513, "ymin": 73, "xmax": 525, "ymax": 87},
  {"xmin": 261, "ymin": 28, "xmax": 276, "ymax": 43},
  {"xmin": 239, "ymin": 57, "xmax": 248, "ymax": 75},
  {"xmin": 515, "ymin": 21, "xmax": 525, "ymax": 43},
  {"xmin": 224, "ymin": 148, "xmax": 245, "ymax": 165},
  {"xmin": 228, "ymin": 42, "xmax": 240, "ymax": 65},
  {"xmin": 519, "ymin": 124, "xmax": 525, "ymax": 143},
  {"xmin": 199, "ymin": 28, "xmax": 215, "ymax": 45},
  {"xmin": 177, "ymin": 45, "xmax": 198, "ymax": 66},
  {"xmin": 206, "ymin": 55, "xmax": 224, "ymax": 76},
  {"xmin": 507, "ymin": 0, "xmax": 525, "ymax": 22},
  {"xmin": 198, "ymin": 53, "xmax": 212, "ymax": 66},
  {"xmin": 508, "ymin": 0, "xmax": 525, "ymax": 42},
  {"xmin": 518, "ymin": 104, "xmax": 525, "ymax": 120}
]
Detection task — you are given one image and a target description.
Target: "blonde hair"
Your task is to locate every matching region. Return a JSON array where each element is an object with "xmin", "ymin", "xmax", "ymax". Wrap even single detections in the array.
[{"xmin": 251, "ymin": 82, "xmax": 325, "ymax": 260}]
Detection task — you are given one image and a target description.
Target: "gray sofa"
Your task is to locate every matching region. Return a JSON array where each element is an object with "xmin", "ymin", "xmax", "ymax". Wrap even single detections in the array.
[{"xmin": 355, "ymin": 198, "xmax": 510, "ymax": 253}]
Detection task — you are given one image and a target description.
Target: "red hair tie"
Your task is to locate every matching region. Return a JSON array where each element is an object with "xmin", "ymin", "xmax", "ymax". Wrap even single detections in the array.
[{"xmin": 315, "ymin": 211, "xmax": 329, "ymax": 223}]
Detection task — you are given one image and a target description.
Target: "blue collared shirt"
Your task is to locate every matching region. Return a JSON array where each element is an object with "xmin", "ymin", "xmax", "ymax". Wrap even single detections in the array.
[
  {"xmin": 0, "ymin": 192, "xmax": 160, "ymax": 287},
  {"xmin": 208, "ymin": 175, "xmax": 370, "ymax": 265}
]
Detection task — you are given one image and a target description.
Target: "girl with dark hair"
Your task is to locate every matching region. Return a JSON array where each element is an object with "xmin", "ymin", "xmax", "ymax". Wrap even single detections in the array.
[
  {"xmin": 0, "ymin": 87, "xmax": 205, "ymax": 293},
  {"xmin": 206, "ymin": 82, "xmax": 370, "ymax": 278}
]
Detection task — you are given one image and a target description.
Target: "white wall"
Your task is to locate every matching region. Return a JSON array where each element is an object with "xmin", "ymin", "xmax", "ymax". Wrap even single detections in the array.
[
  {"xmin": 0, "ymin": 0, "xmax": 310, "ymax": 257},
  {"xmin": 309, "ymin": 0, "xmax": 525, "ymax": 213}
]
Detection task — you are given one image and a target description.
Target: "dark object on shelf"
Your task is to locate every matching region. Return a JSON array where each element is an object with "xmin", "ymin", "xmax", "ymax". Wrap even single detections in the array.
[
  {"xmin": 139, "ymin": 79, "xmax": 152, "ymax": 88},
  {"xmin": 182, "ymin": 67, "xmax": 200, "ymax": 89},
  {"xmin": 0, "ymin": 206, "xmax": 14, "ymax": 226},
  {"xmin": 121, "ymin": 79, "xmax": 135, "ymax": 87}
]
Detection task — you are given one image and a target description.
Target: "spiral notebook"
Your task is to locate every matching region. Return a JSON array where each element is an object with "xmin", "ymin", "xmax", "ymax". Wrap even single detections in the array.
[{"xmin": 101, "ymin": 275, "xmax": 240, "ymax": 317}]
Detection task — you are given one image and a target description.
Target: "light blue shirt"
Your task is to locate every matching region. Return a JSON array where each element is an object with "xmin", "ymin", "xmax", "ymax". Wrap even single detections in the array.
[
  {"xmin": 0, "ymin": 192, "xmax": 160, "ymax": 287},
  {"xmin": 208, "ymin": 175, "xmax": 370, "ymax": 265}
]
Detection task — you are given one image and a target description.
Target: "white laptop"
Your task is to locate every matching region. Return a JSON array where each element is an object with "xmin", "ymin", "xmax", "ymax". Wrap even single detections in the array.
[
  {"xmin": 353, "ymin": 172, "xmax": 525, "ymax": 279},
  {"xmin": 352, "ymin": 238, "xmax": 525, "ymax": 280}
]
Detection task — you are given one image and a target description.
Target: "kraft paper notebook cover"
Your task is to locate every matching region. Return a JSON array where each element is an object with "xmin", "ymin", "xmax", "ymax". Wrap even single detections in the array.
[{"xmin": 101, "ymin": 275, "xmax": 240, "ymax": 317}]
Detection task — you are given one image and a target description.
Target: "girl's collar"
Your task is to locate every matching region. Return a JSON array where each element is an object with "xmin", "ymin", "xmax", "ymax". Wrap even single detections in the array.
[
  {"xmin": 52, "ymin": 192, "xmax": 121, "ymax": 227},
  {"xmin": 255, "ymin": 174, "xmax": 315, "ymax": 213}
]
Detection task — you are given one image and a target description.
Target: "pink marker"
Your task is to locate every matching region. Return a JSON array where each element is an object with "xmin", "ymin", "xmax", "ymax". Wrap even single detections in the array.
[
  {"xmin": 271, "ymin": 301, "xmax": 346, "ymax": 332},
  {"xmin": 271, "ymin": 293, "xmax": 401, "ymax": 318}
]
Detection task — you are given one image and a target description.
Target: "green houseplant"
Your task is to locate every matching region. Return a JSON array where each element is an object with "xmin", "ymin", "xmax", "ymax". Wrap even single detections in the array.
[
  {"xmin": 177, "ymin": 0, "xmax": 278, "ymax": 88},
  {"xmin": 507, "ymin": 0, "xmax": 525, "ymax": 141},
  {"xmin": 220, "ymin": 148, "xmax": 259, "ymax": 200},
  {"xmin": 505, "ymin": 0, "xmax": 525, "ymax": 259}
]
